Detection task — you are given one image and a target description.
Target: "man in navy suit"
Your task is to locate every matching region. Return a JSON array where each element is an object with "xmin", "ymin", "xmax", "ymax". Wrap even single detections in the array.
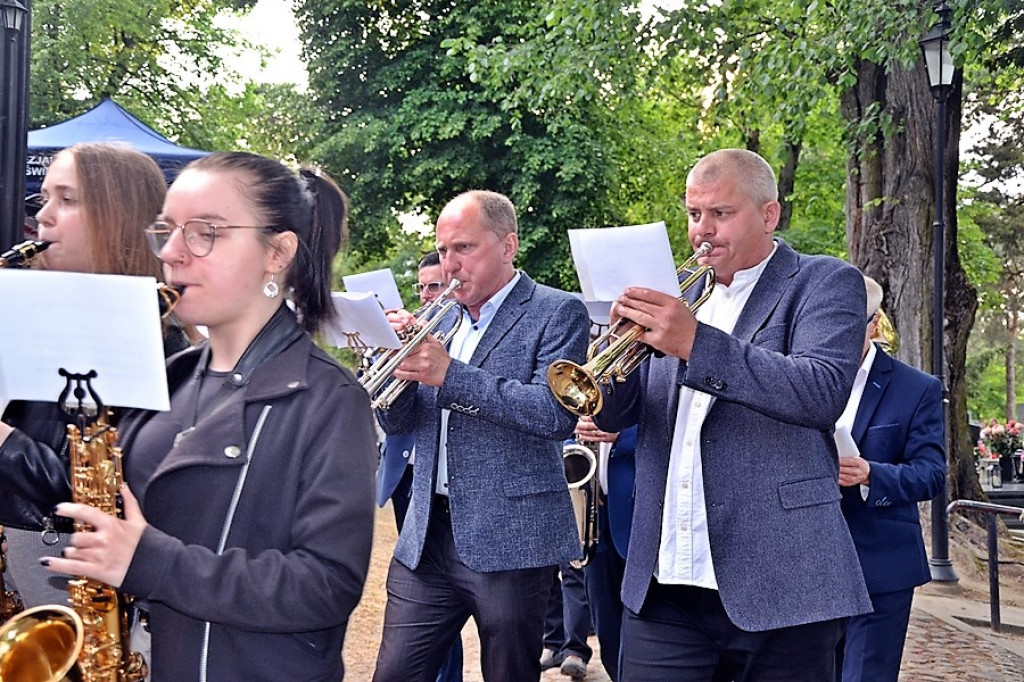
[
  {"xmin": 376, "ymin": 252, "xmax": 448, "ymax": 531},
  {"xmin": 594, "ymin": 149, "xmax": 871, "ymax": 681},
  {"xmin": 835, "ymin": 276, "xmax": 946, "ymax": 682},
  {"xmin": 373, "ymin": 190, "xmax": 589, "ymax": 682}
]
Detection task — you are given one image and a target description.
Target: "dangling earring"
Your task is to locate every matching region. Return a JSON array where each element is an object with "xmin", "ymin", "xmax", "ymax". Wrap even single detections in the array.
[{"xmin": 263, "ymin": 274, "xmax": 280, "ymax": 299}]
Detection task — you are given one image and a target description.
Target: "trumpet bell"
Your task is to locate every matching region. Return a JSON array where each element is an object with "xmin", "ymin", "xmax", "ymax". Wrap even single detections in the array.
[
  {"xmin": 548, "ymin": 361, "xmax": 603, "ymax": 417},
  {"xmin": 0, "ymin": 604, "xmax": 84, "ymax": 682}
]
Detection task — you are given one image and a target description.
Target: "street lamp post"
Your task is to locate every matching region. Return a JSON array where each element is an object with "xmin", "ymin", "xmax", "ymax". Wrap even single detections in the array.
[
  {"xmin": 920, "ymin": 1, "xmax": 958, "ymax": 583},
  {"xmin": 0, "ymin": 0, "xmax": 29, "ymax": 252}
]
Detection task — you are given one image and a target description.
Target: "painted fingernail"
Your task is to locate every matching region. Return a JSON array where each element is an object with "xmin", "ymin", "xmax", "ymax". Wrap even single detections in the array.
[{"xmin": 38, "ymin": 558, "xmax": 51, "ymax": 566}]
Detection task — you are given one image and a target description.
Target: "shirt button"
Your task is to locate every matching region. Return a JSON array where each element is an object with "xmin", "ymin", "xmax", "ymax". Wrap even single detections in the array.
[
  {"xmin": 681, "ymin": 481, "xmax": 690, "ymax": 489},
  {"xmin": 224, "ymin": 445, "xmax": 242, "ymax": 459},
  {"xmin": 287, "ymin": 380, "xmax": 300, "ymax": 389}
]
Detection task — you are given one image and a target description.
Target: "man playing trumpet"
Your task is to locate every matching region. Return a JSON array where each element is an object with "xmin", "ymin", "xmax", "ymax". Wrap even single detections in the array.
[
  {"xmin": 593, "ymin": 149, "xmax": 871, "ymax": 681},
  {"xmin": 372, "ymin": 190, "xmax": 589, "ymax": 682}
]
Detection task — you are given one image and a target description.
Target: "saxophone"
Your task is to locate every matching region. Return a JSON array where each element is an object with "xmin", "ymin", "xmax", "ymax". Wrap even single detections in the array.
[
  {"xmin": 64, "ymin": 410, "xmax": 148, "ymax": 682},
  {"xmin": 0, "ymin": 525, "xmax": 25, "ymax": 621}
]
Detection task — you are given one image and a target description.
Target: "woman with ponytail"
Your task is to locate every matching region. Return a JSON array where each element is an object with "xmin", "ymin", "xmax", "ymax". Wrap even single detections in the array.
[{"xmin": 40, "ymin": 152, "xmax": 376, "ymax": 681}]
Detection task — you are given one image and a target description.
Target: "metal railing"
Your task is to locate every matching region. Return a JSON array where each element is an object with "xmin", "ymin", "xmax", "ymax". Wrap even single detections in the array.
[{"xmin": 946, "ymin": 499, "xmax": 1024, "ymax": 632}]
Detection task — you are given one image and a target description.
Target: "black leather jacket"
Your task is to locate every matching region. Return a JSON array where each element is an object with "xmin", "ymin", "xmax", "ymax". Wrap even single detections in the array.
[{"xmin": 0, "ymin": 324, "xmax": 190, "ymax": 531}]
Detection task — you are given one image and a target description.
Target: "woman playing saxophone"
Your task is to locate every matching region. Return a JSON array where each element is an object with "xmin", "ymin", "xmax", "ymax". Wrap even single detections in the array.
[
  {"xmin": 40, "ymin": 152, "xmax": 376, "ymax": 681},
  {"xmin": 0, "ymin": 143, "xmax": 190, "ymax": 612}
]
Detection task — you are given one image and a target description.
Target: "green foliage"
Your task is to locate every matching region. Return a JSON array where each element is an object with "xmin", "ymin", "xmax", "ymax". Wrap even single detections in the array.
[
  {"xmin": 26, "ymin": 0, "xmax": 314, "ymax": 161},
  {"xmin": 294, "ymin": 0, "xmax": 622, "ymax": 289}
]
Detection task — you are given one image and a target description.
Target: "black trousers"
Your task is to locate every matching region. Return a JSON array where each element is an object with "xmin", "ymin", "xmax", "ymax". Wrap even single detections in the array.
[
  {"xmin": 373, "ymin": 496, "xmax": 551, "ymax": 682},
  {"xmin": 620, "ymin": 581, "xmax": 847, "ymax": 682}
]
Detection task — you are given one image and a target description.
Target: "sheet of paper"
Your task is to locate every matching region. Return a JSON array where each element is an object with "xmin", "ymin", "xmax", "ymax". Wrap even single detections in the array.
[
  {"xmin": 833, "ymin": 425, "xmax": 861, "ymax": 458},
  {"xmin": 568, "ymin": 222, "xmax": 681, "ymax": 301},
  {"xmin": 0, "ymin": 270, "xmax": 169, "ymax": 411},
  {"xmin": 326, "ymin": 291, "xmax": 403, "ymax": 350},
  {"xmin": 342, "ymin": 268, "xmax": 404, "ymax": 311}
]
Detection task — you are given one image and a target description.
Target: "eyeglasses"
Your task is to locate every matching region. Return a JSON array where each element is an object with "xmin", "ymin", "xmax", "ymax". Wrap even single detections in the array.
[
  {"xmin": 145, "ymin": 220, "xmax": 272, "ymax": 258},
  {"xmin": 413, "ymin": 281, "xmax": 446, "ymax": 295}
]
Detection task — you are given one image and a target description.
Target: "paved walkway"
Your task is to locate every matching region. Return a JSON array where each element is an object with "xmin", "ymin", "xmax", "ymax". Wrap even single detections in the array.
[{"xmin": 529, "ymin": 583, "xmax": 1024, "ymax": 682}]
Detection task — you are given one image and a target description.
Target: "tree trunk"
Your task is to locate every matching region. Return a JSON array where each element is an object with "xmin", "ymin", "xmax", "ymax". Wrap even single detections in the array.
[
  {"xmin": 777, "ymin": 138, "xmax": 801, "ymax": 232},
  {"xmin": 842, "ymin": 55, "xmax": 981, "ymax": 503}
]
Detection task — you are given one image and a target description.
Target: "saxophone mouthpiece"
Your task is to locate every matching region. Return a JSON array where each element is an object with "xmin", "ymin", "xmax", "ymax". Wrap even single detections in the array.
[
  {"xmin": 0, "ymin": 240, "xmax": 50, "ymax": 268},
  {"xmin": 157, "ymin": 284, "xmax": 186, "ymax": 317}
]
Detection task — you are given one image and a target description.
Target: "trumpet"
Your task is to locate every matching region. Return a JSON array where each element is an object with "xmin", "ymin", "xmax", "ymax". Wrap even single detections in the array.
[
  {"xmin": 562, "ymin": 442, "xmax": 599, "ymax": 569},
  {"xmin": 0, "ymin": 240, "xmax": 50, "ymax": 268},
  {"xmin": 548, "ymin": 242, "xmax": 715, "ymax": 417},
  {"xmin": 360, "ymin": 279, "xmax": 463, "ymax": 410}
]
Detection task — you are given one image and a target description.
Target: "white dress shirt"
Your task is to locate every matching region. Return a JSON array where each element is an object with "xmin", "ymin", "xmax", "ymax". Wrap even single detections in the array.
[
  {"xmin": 436, "ymin": 272, "xmax": 521, "ymax": 495},
  {"xmin": 656, "ymin": 244, "xmax": 776, "ymax": 589}
]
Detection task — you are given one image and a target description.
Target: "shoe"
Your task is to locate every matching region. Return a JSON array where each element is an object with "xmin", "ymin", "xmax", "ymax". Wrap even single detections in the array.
[
  {"xmin": 560, "ymin": 654, "xmax": 587, "ymax": 679},
  {"xmin": 540, "ymin": 647, "xmax": 561, "ymax": 671}
]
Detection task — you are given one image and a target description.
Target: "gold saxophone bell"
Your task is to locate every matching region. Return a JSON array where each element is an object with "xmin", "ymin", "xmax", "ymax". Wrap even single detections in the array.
[
  {"xmin": 563, "ymin": 442, "xmax": 599, "ymax": 569},
  {"xmin": 548, "ymin": 242, "xmax": 716, "ymax": 417},
  {"xmin": 0, "ymin": 604, "xmax": 85, "ymax": 682},
  {"xmin": 360, "ymin": 279, "xmax": 463, "ymax": 410}
]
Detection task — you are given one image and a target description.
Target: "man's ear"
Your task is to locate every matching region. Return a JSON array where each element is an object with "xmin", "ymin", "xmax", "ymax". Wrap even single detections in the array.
[{"xmin": 503, "ymin": 232, "xmax": 519, "ymax": 264}]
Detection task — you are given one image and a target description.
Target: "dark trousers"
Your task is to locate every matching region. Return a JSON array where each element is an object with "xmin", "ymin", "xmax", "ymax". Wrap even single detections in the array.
[
  {"xmin": 389, "ymin": 467, "xmax": 464, "ymax": 682},
  {"xmin": 620, "ymin": 581, "xmax": 846, "ymax": 682},
  {"xmin": 837, "ymin": 588, "xmax": 914, "ymax": 682},
  {"xmin": 543, "ymin": 563, "xmax": 593, "ymax": 662},
  {"xmin": 373, "ymin": 497, "xmax": 551, "ymax": 682},
  {"xmin": 583, "ymin": 502, "xmax": 626, "ymax": 681}
]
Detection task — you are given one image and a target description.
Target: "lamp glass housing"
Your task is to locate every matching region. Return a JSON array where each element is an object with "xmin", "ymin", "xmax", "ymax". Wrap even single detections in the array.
[{"xmin": 0, "ymin": 0, "xmax": 26, "ymax": 32}]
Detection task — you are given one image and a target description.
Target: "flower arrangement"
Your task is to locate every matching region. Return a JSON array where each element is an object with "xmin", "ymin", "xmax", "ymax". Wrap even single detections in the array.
[{"xmin": 979, "ymin": 418, "xmax": 1024, "ymax": 458}]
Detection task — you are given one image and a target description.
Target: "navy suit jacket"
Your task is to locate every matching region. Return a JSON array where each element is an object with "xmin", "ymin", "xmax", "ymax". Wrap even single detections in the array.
[
  {"xmin": 595, "ymin": 240, "xmax": 873, "ymax": 632},
  {"xmin": 376, "ymin": 433, "xmax": 415, "ymax": 507},
  {"xmin": 842, "ymin": 347, "xmax": 946, "ymax": 595},
  {"xmin": 378, "ymin": 273, "xmax": 590, "ymax": 572},
  {"xmin": 605, "ymin": 425, "xmax": 636, "ymax": 559}
]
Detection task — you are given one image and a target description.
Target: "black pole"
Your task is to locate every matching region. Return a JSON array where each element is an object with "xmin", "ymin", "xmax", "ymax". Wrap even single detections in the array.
[
  {"xmin": 0, "ymin": 0, "xmax": 29, "ymax": 252},
  {"xmin": 987, "ymin": 513, "xmax": 1001, "ymax": 631},
  {"xmin": 928, "ymin": 90, "xmax": 958, "ymax": 582}
]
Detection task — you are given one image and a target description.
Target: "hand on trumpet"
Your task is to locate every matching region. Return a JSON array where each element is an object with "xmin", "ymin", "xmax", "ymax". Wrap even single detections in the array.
[
  {"xmin": 575, "ymin": 416, "xmax": 619, "ymax": 444},
  {"xmin": 386, "ymin": 309, "xmax": 452, "ymax": 387},
  {"xmin": 613, "ymin": 287, "xmax": 699, "ymax": 361}
]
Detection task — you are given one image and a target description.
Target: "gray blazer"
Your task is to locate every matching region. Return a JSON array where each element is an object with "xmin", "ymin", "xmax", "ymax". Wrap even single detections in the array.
[
  {"xmin": 595, "ymin": 240, "xmax": 873, "ymax": 631},
  {"xmin": 378, "ymin": 272, "xmax": 590, "ymax": 572}
]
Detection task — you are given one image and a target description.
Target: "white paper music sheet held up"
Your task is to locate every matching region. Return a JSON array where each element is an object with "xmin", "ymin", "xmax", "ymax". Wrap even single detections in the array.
[
  {"xmin": 324, "ymin": 291, "xmax": 403, "ymax": 351},
  {"xmin": 568, "ymin": 222, "xmax": 682, "ymax": 303},
  {"xmin": 833, "ymin": 425, "xmax": 862, "ymax": 458},
  {"xmin": 342, "ymin": 268, "xmax": 404, "ymax": 312},
  {"xmin": 0, "ymin": 270, "xmax": 170, "ymax": 411}
]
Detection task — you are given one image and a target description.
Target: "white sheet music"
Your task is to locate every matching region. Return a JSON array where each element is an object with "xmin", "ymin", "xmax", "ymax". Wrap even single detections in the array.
[
  {"xmin": 568, "ymin": 222, "xmax": 681, "ymax": 302},
  {"xmin": 325, "ymin": 291, "xmax": 403, "ymax": 350},
  {"xmin": 342, "ymin": 268, "xmax": 404, "ymax": 311},
  {"xmin": 0, "ymin": 270, "xmax": 170, "ymax": 411}
]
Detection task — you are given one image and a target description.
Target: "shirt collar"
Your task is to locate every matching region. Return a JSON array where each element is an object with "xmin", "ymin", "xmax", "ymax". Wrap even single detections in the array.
[
  {"xmin": 719, "ymin": 241, "xmax": 778, "ymax": 293},
  {"xmin": 468, "ymin": 270, "xmax": 521, "ymax": 326}
]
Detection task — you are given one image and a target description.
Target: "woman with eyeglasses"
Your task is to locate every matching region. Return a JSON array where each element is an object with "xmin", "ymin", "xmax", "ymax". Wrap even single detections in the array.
[
  {"xmin": 29, "ymin": 151, "xmax": 376, "ymax": 681},
  {"xmin": 0, "ymin": 142, "xmax": 192, "ymax": 611}
]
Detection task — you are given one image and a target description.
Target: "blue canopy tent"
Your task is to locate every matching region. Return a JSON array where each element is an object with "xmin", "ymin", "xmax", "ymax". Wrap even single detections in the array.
[{"xmin": 25, "ymin": 98, "xmax": 209, "ymax": 194}]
